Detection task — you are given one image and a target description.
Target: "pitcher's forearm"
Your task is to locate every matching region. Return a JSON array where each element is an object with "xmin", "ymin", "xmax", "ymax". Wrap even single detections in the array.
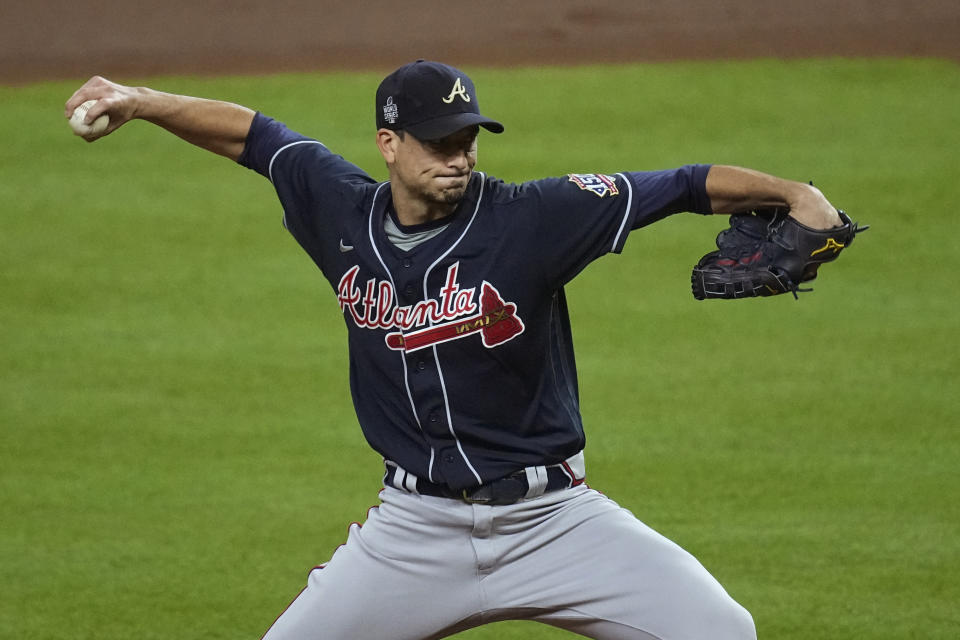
[
  {"xmin": 65, "ymin": 76, "xmax": 255, "ymax": 161},
  {"xmin": 706, "ymin": 165, "xmax": 841, "ymax": 229},
  {"xmin": 135, "ymin": 88, "xmax": 255, "ymax": 160}
]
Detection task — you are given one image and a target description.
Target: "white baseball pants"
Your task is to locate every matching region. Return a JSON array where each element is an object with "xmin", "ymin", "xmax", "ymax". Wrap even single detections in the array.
[{"xmin": 261, "ymin": 485, "xmax": 756, "ymax": 640}]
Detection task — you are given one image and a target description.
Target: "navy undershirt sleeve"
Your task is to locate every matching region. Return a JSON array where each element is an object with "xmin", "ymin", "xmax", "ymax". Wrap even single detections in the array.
[
  {"xmin": 626, "ymin": 163, "xmax": 713, "ymax": 229},
  {"xmin": 236, "ymin": 113, "xmax": 375, "ymax": 274},
  {"xmin": 237, "ymin": 112, "xmax": 313, "ymax": 179}
]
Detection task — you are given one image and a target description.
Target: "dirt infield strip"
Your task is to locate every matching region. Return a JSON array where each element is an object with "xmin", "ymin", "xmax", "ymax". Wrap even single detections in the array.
[{"xmin": 2, "ymin": 0, "xmax": 958, "ymax": 85}]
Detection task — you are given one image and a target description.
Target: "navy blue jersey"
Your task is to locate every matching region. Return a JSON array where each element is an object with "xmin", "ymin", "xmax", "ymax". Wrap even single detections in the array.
[{"xmin": 239, "ymin": 113, "xmax": 712, "ymax": 490}]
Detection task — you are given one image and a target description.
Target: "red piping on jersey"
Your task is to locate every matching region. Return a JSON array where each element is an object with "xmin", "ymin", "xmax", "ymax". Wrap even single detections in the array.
[{"xmin": 561, "ymin": 461, "xmax": 585, "ymax": 487}]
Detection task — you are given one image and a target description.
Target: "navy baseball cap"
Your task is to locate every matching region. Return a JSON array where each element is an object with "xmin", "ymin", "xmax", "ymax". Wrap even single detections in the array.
[{"xmin": 376, "ymin": 60, "xmax": 504, "ymax": 140}]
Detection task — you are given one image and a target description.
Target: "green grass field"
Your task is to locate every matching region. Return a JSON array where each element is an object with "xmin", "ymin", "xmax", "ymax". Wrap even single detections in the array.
[{"xmin": 2, "ymin": 58, "xmax": 958, "ymax": 639}]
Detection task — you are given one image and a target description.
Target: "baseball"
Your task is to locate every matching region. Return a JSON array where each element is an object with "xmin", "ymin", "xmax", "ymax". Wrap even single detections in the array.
[{"xmin": 69, "ymin": 100, "xmax": 109, "ymax": 137}]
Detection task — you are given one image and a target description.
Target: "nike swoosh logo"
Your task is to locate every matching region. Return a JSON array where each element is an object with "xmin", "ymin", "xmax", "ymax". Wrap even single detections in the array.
[{"xmin": 339, "ymin": 239, "xmax": 354, "ymax": 253}]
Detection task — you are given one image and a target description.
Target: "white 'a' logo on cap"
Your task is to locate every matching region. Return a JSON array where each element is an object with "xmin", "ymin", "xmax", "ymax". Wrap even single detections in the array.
[{"xmin": 442, "ymin": 78, "xmax": 471, "ymax": 104}]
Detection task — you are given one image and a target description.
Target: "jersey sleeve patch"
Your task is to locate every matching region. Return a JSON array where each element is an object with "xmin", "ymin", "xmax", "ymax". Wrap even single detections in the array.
[{"xmin": 567, "ymin": 173, "xmax": 620, "ymax": 198}]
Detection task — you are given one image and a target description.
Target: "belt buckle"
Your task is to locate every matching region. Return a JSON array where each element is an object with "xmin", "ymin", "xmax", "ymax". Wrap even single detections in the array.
[
  {"xmin": 461, "ymin": 487, "xmax": 495, "ymax": 505},
  {"xmin": 461, "ymin": 476, "xmax": 526, "ymax": 506}
]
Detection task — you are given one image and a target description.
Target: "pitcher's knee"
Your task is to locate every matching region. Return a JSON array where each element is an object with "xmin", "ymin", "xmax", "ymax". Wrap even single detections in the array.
[{"xmin": 707, "ymin": 598, "xmax": 756, "ymax": 640}]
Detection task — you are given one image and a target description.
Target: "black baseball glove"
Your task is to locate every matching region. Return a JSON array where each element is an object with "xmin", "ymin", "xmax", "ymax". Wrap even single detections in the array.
[{"xmin": 691, "ymin": 208, "xmax": 867, "ymax": 300}]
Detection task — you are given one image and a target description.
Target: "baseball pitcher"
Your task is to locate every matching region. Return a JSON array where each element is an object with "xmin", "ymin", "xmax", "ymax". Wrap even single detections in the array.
[{"xmin": 65, "ymin": 60, "xmax": 863, "ymax": 639}]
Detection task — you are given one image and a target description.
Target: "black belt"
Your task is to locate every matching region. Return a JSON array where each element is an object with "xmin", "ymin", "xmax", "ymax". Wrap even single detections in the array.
[{"xmin": 384, "ymin": 462, "xmax": 580, "ymax": 506}]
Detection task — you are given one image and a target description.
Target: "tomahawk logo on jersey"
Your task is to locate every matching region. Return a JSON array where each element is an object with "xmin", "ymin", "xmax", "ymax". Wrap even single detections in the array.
[{"xmin": 336, "ymin": 261, "xmax": 526, "ymax": 352}]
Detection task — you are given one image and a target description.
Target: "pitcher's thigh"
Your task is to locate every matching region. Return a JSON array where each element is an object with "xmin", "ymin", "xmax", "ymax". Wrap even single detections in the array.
[
  {"xmin": 262, "ymin": 500, "xmax": 482, "ymax": 640},
  {"xmin": 499, "ymin": 490, "xmax": 756, "ymax": 640}
]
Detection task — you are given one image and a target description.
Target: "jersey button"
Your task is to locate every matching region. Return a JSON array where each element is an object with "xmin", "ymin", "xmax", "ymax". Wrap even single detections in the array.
[
  {"xmin": 402, "ymin": 258, "xmax": 413, "ymax": 268},
  {"xmin": 442, "ymin": 454, "xmax": 456, "ymax": 464},
  {"xmin": 404, "ymin": 284, "xmax": 416, "ymax": 296},
  {"xmin": 416, "ymin": 360, "xmax": 427, "ymax": 371}
]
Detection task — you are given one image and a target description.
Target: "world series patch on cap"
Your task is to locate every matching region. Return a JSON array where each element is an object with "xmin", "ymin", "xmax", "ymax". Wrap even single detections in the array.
[{"xmin": 376, "ymin": 60, "xmax": 504, "ymax": 141}]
